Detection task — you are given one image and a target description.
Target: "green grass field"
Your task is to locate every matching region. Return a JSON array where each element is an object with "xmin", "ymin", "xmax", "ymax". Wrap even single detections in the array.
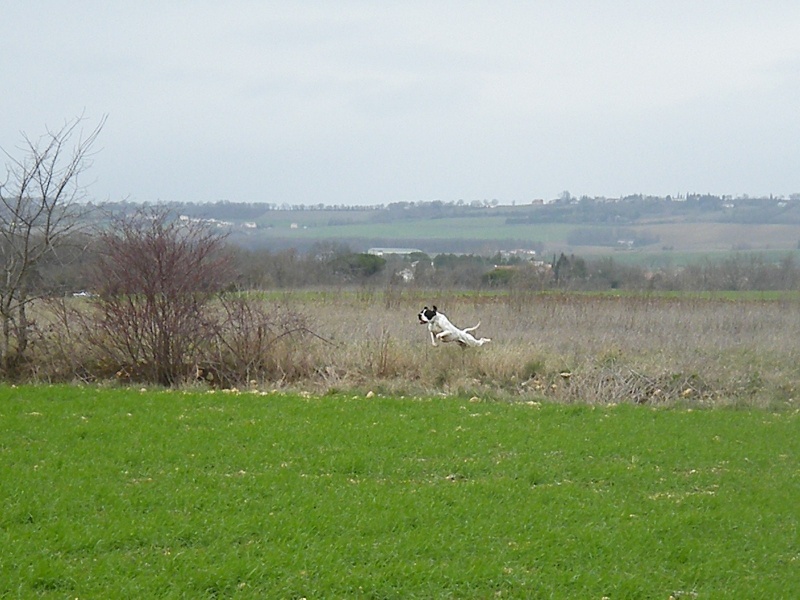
[{"xmin": 2, "ymin": 385, "xmax": 798, "ymax": 598}]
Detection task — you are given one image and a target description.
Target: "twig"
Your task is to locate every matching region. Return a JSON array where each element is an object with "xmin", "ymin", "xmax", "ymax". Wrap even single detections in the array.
[{"xmin": 270, "ymin": 326, "xmax": 339, "ymax": 347}]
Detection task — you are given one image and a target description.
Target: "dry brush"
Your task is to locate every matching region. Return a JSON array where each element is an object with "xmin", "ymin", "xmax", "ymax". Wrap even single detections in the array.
[{"xmin": 20, "ymin": 290, "xmax": 800, "ymax": 408}]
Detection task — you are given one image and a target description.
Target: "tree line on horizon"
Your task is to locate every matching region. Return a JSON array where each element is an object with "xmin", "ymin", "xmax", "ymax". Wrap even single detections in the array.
[{"xmin": 89, "ymin": 191, "xmax": 800, "ymax": 226}]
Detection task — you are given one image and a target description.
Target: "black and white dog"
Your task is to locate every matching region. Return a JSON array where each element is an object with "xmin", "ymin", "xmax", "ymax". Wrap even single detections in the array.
[{"xmin": 417, "ymin": 306, "xmax": 491, "ymax": 347}]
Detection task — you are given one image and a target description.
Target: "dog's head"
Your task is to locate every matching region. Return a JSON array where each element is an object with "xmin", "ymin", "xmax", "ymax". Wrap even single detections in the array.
[{"xmin": 418, "ymin": 305, "xmax": 438, "ymax": 324}]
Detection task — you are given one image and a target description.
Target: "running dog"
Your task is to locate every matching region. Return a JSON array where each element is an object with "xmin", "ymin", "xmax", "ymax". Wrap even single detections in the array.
[{"xmin": 417, "ymin": 306, "xmax": 491, "ymax": 347}]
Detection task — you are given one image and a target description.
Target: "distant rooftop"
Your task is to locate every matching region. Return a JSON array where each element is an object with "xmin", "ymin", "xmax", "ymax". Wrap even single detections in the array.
[{"xmin": 367, "ymin": 247, "xmax": 424, "ymax": 256}]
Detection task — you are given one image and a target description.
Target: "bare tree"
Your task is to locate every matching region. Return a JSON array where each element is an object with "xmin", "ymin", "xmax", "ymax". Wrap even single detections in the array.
[
  {"xmin": 89, "ymin": 206, "xmax": 232, "ymax": 386},
  {"xmin": 0, "ymin": 116, "xmax": 105, "ymax": 373}
]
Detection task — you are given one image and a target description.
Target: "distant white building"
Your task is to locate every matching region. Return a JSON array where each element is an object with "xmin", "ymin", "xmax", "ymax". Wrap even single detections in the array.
[
  {"xmin": 500, "ymin": 249, "xmax": 537, "ymax": 260},
  {"xmin": 367, "ymin": 247, "xmax": 423, "ymax": 257}
]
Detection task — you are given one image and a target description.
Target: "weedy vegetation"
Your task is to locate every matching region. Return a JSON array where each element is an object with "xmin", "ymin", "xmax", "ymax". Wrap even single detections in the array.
[
  {"xmin": 1, "ymin": 385, "xmax": 798, "ymax": 598},
  {"xmin": 18, "ymin": 290, "xmax": 800, "ymax": 409}
]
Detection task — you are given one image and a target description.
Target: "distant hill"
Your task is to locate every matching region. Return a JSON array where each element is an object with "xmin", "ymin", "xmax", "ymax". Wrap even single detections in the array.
[{"xmin": 93, "ymin": 195, "xmax": 800, "ymax": 261}]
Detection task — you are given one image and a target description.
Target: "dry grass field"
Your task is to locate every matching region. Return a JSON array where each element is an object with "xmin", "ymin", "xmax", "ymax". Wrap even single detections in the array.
[
  {"xmin": 236, "ymin": 289, "xmax": 800, "ymax": 408},
  {"xmin": 28, "ymin": 290, "xmax": 800, "ymax": 408}
]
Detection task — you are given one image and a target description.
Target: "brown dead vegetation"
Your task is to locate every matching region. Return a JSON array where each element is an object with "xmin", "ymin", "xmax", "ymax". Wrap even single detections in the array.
[{"xmin": 20, "ymin": 290, "xmax": 800, "ymax": 408}]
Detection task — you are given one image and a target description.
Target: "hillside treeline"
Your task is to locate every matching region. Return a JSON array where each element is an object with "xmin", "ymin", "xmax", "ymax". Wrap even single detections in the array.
[{"xmin": 100, "ymin": 193, "xmax": 800, "ymax": 227}]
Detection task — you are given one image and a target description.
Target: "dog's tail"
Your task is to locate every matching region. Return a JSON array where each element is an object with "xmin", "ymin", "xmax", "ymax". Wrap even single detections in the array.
[{"xmin": 463, "ymin": 322, "xmax": 480, "ymax": 334}]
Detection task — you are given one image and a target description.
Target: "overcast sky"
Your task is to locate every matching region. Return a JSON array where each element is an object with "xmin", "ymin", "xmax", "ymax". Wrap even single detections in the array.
[{"xmin": 2, "ymin": 1, "xmax": 799, "ymax": 205}]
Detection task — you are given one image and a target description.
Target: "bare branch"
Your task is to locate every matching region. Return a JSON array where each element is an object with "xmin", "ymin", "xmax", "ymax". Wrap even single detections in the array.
[
  {"xmin": 89, "ymin": 205, "xmax": 233, "ymax": 386},
  {"xmin": 0, "ymin": 115, "xmax": 105, "ymax": 371}
]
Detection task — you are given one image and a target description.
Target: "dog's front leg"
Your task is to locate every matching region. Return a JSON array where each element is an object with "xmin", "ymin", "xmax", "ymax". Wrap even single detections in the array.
[
  {"xmin": 429, "ymin": 331, "xmax": 438, "ymax": 346},
  {"xmin": 435, "ymin": 331, "xmax": 451, "ymax": 342}
]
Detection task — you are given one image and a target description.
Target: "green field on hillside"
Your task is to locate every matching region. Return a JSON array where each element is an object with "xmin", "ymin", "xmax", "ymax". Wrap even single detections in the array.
[
  {"xmin": 2, "ymin": 385, "xmax": 798, "ymax": 598},
  {"xmin": 257, "ymin": 215, "xmax": 573, "ymax": 244},
  {"xmin": 237, "ymin": 208, "xmax": 800, "ymax": 258}
]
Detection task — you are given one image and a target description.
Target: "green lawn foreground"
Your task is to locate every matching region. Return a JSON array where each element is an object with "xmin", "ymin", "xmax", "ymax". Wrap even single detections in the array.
[{"xmin": 1, "ymin": 386, "xmax": 797, "ymax": 599}]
